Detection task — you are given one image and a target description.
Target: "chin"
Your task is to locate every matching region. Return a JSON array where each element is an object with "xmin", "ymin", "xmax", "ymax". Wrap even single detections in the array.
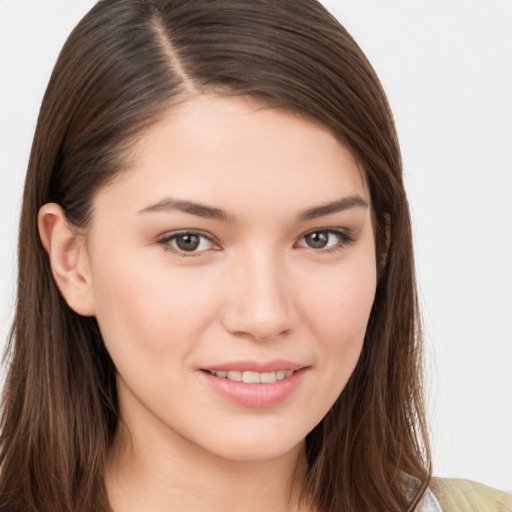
[{"xmin": 196, "ymin": 427, "xmax": 307, "ymax": 463}]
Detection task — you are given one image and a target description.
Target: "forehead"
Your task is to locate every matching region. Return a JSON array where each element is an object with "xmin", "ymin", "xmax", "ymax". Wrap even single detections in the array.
[{"xmin": 94, "ymin": 95, "xmax": 369, "ymax": 219}]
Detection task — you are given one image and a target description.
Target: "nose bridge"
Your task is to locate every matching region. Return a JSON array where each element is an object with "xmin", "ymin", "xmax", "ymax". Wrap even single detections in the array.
[{"xmin": 222, "ymin": 244, "xmax": 296, "ymax": 340}]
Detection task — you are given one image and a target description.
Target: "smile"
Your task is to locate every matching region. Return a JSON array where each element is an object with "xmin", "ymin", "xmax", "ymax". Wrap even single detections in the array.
[
  {"xmin": 201, "ymin": 367, "xmax": 307, "ymax": 408},
  {"xmin": 207, "ymin": 370, "xmax": 294, "ymax": 383}
]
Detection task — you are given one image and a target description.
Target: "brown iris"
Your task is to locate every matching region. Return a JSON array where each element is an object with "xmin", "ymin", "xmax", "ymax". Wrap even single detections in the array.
[
  {"xmin": 304, "ymin": 231, "xmax": 329, "ymax": 249},
  {"xmin": 175, "ymin": 234, "xmax": 201, "ymax": 251}
]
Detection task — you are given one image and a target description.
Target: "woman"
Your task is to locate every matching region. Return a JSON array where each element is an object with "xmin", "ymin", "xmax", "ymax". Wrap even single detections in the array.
[{"xmin": 0, "ymin": 1, "xmax": 510, "ymax": 511}]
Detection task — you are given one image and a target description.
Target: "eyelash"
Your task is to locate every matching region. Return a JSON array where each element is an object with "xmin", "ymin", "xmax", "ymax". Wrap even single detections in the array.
[
  {"xmin": 157, "ymin": 230, "xmax": 219, "ymax": 257},
  {"xmin": 156, "ymin": 228, "xmax": 355, "ymax": 257},
  {"xmin": 296, "ymin": 228, "xmax": 355, "ymax": 254}
]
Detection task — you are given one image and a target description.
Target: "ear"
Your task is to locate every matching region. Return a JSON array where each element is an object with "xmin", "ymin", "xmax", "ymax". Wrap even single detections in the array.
[{"xmin": 38, "ymin": 203, "xmax": 96, "ymax": 316}]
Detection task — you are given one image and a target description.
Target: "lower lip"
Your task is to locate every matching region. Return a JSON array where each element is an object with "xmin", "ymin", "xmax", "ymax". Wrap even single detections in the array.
[{"xmin": 199, "ymin": 368, "xmax": 307, "ymax": 408}]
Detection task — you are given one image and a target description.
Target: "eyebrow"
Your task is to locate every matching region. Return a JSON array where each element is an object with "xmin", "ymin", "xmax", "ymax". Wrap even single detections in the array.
[
  {"xmin": 138, "ymin": 195, "xmax": 369, "ymax": 222},
  {"xmin": 298, "ymin": 195, "xmax": 369, "ymax": 221},
  {"xmin": 138, "ymin": 198, "xmax": 233, "ymax": 222}
]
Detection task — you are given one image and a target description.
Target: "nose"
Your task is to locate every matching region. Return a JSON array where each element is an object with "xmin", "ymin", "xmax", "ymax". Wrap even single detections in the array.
[{"xmin": 220, "ymin": 249, "xmax": 298, "ymax": 341}]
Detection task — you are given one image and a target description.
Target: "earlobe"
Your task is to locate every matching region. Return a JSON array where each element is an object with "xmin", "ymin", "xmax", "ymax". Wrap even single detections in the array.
[{"xmin": 38, "ymin": 203, "xmax": 96, "ymax": 316}]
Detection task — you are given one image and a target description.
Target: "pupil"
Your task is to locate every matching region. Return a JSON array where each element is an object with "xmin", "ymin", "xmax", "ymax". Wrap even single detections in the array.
[
  {"xmin": 306, "ymin": 231, "xmax": 328, "ymax": 248},
  {"xmin": 177, "ymin": 234, "xmax": 200, "ymax": 251}
]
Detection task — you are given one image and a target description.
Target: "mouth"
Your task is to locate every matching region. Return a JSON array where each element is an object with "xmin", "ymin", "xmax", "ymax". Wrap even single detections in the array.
[
  {"xmin": 199, "ymin": 364, "xmax": 308, "ymax": 408},
  {"xmin": 205, "ymin": 369, "xmax": 295, "ymax": 384}
]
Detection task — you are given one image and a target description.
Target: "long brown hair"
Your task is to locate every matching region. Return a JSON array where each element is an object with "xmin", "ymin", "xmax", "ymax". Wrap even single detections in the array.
[{"xmin": 0, "ymin": 1, "xmax": 431, "ymax": 510}]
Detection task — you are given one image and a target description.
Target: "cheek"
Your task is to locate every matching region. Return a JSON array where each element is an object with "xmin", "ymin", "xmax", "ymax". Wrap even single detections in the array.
[
  {"xmin": 310, "ymin": 278, "xmax": 375, "ymax": 336},
  {"xmin": 89, "ymin": 250, "xmax": 221, "ymax": 363},
  {"xmin": 304, "ymin": 258, "xmax": 376, "ymax": 342},
  {"xmin": 282, "ymin": 257, "xmax": 376, "ymax": 433},
  {"xmin": 298, "ymin": 251, "xmax": 377, "ymax": 384}
]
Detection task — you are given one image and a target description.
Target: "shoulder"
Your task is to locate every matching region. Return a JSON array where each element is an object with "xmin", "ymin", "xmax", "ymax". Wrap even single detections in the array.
[{"xmin": 430, "ymin": 477, "xmax": 512, "ymax": 512}]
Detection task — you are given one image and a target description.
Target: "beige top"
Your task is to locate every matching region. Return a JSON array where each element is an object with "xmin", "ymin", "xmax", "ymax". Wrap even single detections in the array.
[{"xmin": 430, "ymin": 478, "xmax": 512, "ymax": 512}]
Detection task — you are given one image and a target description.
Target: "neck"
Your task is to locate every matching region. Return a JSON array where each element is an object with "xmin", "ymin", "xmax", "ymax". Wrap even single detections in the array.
[{"xmin": 106, "ymin": 412, "xmax": 310, "ymax": 512}]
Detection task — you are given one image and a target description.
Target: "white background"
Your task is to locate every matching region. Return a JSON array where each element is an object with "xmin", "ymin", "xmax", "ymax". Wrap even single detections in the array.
[{"xmin": 1, "ymin": 0, "xmax": 511, "ymax": 491}]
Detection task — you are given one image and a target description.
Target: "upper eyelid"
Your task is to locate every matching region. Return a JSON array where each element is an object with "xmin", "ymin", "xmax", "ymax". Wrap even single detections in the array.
[
  {"xmin": 156, "ymin": 230, "xmax": 220, "ymax": 256},
  {"xmin": 158, "ymin": 229, "xmax": 217, "ymax": 243},
  {"xmin": 156, "ymin": 227, "xmax": 353, "ymax": 248},
  {"xmin": 297, "ymin": 226, "xmax": 353, "ymax": 239},
  {"xmin": 295, "ymin": 228, "xmax": 355, "ymax": 250}
]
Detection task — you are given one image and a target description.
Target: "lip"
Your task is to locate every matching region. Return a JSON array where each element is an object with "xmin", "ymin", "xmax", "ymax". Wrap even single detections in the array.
[
  {"xmin": 198, "ymin": 360, "xmax": 309, "ymax": 409},
  {"xmin": 201, "ymin": 359, "xmax": 305, "ymax": 373}
]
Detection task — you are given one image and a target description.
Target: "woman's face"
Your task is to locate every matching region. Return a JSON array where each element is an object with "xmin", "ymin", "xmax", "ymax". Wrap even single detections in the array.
[{"xmin": 85, "ymin": 96, "xmax": 377, "ymax": 462}]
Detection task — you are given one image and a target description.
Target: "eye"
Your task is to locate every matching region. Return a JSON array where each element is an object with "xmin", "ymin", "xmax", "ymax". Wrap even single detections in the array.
[
  {"xmin": 157, "ymin": 231, "xmax": 218, "ymax": 255},
  {"xmin": 296, "ymin": 229, "xmax": 354, "ymax": 252}
]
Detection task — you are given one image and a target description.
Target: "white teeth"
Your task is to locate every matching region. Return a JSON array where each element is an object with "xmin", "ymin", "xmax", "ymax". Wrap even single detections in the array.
[
  {"xmin": 260, "ymin": 372, "xmax": 277, "ymax": 384},
  {"xmin": 210, "ymin": 369, "xmax": 295, "ymax": 383},
  {"xmin": 243, "ymin": 371, "xmax": 260, "ymax": 383},
  {"xmin": 227, "ymin": 371, "xmax": 242, "ymax": 382}
]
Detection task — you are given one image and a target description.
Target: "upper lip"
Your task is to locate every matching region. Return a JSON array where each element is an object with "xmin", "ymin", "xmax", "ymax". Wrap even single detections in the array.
[{"xmin": 201, "ymin": 360, "xmax": 307, "ymax": 373}]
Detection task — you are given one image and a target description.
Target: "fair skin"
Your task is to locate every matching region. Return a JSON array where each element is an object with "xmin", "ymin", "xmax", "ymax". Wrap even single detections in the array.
[{"xmin": 39, "ymin": 96, "xmax": 377, "ymax": 512}]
